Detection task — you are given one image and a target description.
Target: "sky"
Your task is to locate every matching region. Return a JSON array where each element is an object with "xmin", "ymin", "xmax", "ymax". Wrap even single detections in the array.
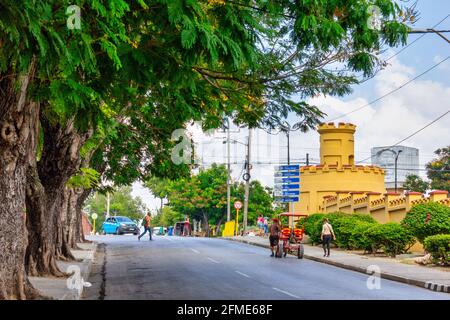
[{"xmin": 132, "ymin": 0, "xmax": 450, "ymax": 211}]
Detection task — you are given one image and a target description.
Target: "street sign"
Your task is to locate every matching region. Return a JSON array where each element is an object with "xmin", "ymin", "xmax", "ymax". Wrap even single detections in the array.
[
  {"xmin": 274, "ymin": 164, "xmax": 300, "ymax": 171},
  {"xmin": 273, "ymin": 164, "xmax": 300, "ymax": 205},
  {"xmin": 274, "ymin": 190, "xmax": 300, "ymax": 196},
  {"xmin": 274, "ymin": 171, "xmax": 300, "ymax": 177},
  {"xmin": 234, "ymin": 201, "xmax": 243, "ymax": 210},
  {"xmin": 274, "ymin": 184, "xmax": 300, "ymax": 190},
  {"xmin": 275, "ymin": 196, "xmax": 299, "ymax": 203},
  {"xmin": 274, "ymin": 177, "xmax": 300, "ymax": 184},
  {"xmin": 91, "ymin": 213, "xmax": 98, "ymax": 220}
]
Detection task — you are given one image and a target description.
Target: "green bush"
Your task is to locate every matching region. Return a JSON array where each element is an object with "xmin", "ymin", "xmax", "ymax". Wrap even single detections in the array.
[
  {"xmin": 401, "ymin": 202, "xmax": 450, "ymax": 243},
  {"xmin": 423, "ymin": 234, "xmax": 450, "ymax": 265},
  {"xmin": 363, "ymin": 223, "xmax": 415, "ymax": 257},
  {"xmin": 348, "ymin": 221, "xmax": 376, "ymax": 251},
  {"xmin": 301, "ymin": 213, "xmax": 326, "ymax": 244},
  {"xmin": 302, "ymin": 212, "xmax": 377, "ymax": 246}
]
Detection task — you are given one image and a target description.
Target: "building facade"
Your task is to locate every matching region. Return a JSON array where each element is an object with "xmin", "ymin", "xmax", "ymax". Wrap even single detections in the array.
[{"xmin": 371, "ymin": 145, "xmax": 420, "ymax": 191}]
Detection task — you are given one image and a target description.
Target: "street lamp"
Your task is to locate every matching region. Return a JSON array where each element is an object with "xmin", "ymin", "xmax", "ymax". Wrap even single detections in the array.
[{"xmin": 376, "ymin": 148, "xmax": 403, "ymax": 193}]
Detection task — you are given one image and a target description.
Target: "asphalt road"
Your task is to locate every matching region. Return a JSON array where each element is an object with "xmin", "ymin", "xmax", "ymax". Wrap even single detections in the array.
[{"xmin": 84, "ymin": 234, "xmax": 450, "ymax": 300}]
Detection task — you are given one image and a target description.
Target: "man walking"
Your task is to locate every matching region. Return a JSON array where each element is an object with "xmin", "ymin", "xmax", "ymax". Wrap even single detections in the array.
[
  {"xmin": 138, "ymin": 212, "xmax": 152, "ymax": 241},
  {"xmin": 269, "ymin": 218, "xmax": 281, "ymax": 257},
  {"xmin": 321, "ymin": 218, "xmax": 335, "ymax": 257}
]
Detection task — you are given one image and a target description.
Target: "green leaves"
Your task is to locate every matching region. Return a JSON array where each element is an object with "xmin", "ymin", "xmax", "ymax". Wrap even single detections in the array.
[
  {"xmin": 67, "ymin": 168, "xmax": 100, "ymax": 189},
  {"xmin": 181, "ymin": 28, "xmax": 198, "ymax": 49},
  {"xmin": 401, "ymin": 203, "xmax": 450, "ymax": 243},
  {"xmin": 426, "ymin": 147, "xmax": 450, "ymax": 193}
]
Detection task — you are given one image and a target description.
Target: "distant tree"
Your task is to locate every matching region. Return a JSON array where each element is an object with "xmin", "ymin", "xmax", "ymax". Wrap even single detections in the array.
[
  {"xmin": 145, "ymin": 177, "xmax": 170, "ymax": 212},
  {"xmin": 85, "ymin": 186, "xmax": 147, "ymax": 230},
  {"xmin": 403, "ymin": 174, "xmax": 429, "ymax": 194},
  {"xmin": 426, "ymin": 146, "xmax": 450, "ymax": 193},
  {"xmin": 152, "ymin": 207, "xmax": 184, "ymax": 228}
]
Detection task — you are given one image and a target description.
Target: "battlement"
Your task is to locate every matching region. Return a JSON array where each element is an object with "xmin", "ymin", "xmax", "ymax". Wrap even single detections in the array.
[
  {"xmin": 300, "ymin": 164, "xmax": 385, "ymax": 174},
  {"xmin": 318, "ymin": 122, "xmax": 356, "ymax": 133},
  {"xmin": 320, "ymin": 190, "xmax": 449, "ymax": 223}
]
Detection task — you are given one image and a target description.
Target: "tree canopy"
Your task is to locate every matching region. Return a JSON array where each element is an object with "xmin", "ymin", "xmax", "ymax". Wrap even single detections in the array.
[
  {"xmin": 146, "ymin": 164, "xmax": 279, "ymax": 231},
  {"xmin": 403, "ymin": 174, "xmax": 429, "ymax": 194},
  {"xmin": 426, "ymin": 146, "xmax": 450, "ymax": 193}
]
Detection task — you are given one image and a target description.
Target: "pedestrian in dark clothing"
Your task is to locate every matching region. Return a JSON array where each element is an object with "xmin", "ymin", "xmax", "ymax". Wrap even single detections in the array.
[
  {"xmin": 138, "ymin": 212, "xmax": 152, "ymax": 241},
  {"xmin": 321, "ymin": 218, "xmax": 335, "ymax": 257},
  {"xmin": 269, "ymin": 218, "xmax": 281, "ymax": 257}
]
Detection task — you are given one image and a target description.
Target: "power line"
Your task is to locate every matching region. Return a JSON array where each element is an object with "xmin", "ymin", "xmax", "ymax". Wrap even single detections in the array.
[
  {"xmin": 387, "ymin": 14, "xmax": 450, "ymax": 61},
  {"xmin": 356, "ymin": 109, "xmax": 450, "ymax": 164},
  {"xmin": 326, "ymin": 55, "xmax": 450, "ymax": 122}
]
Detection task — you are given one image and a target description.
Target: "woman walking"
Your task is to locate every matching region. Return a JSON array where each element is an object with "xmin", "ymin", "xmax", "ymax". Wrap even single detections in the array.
[{"xmin": 321, "ymin": 218, "xmax": 335, "ymax": 257}]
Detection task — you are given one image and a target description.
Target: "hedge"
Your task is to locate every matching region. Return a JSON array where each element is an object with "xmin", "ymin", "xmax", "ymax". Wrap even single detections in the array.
[
  {"xmin": 302, "ymin": 213, "xmax": 415, "ymax": 256},
  {"xmin": 362, "ymin": 222, "xmax": 416, "ymax": 257},
  {"xmin": 348, "ymin": 221, "xmax": 375, "ymax": 252},
  {"xmin": 401, "ymin": 202, "xmax": 450, "ymax": 243},
  {"xmin": 423, "ymin": 234, "xmax": 450, "ymax": 265},
  {"xmin": 302, "ymin": 212, "xmax": 377, "ymax": 246}
]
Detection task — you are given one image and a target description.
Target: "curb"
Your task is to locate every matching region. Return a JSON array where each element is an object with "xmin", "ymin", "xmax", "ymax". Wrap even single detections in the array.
[
  {"xmin": 61, "ymin": 242, "xmax": 98, "ymax": 300},
  {"xmin": 223, "ymin": 237, "xmax": 450, "ymax": 294},
  {"xmin": 81, "ymin": 242, "xmax": 98, "ymax": 284}
]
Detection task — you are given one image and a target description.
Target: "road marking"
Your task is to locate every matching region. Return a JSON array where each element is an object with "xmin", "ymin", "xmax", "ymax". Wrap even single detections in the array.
[
  {"xmin": 207, "ymin": 257, "xmax": 220, "ymax": 264},
  {"xmin": 190, "ymin": 248, "xmax": 200, "ymax": 254},
  {"xmin": 235, "ymin": 271, "xmax": 250, "ymax": 278},
  {"xmin": 272, "ymin": 287, "xmax": 300, "ymax": 299}
]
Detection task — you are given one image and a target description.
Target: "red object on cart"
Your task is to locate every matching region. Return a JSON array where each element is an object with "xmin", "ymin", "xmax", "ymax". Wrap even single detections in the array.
[{"xmin": 275, "ymin": 213, "xmax": 308, "ymax": 259}]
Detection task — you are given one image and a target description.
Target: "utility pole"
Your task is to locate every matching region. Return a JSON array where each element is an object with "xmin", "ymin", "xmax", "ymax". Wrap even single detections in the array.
[
  {"xmin": 106, "ymin": 191, "xmax": 110, "ymax": 218},
  {"xmin": 286, "ymin": 129, "xmax": 290, "ymax": 165},
  {"xmin": 394, "ymin": 150, "xmax": 403, "ymax": 193},
  {"xmin": 226, "ymin": 118, "xmax": 231, "ymax": 222},
  {"xmin": 377, "ymin": 148, "xmax": 403, "ymax": 193},
  {"xmin": 243, "ymin": 129, "xmax": 252, "ymax": 233}
]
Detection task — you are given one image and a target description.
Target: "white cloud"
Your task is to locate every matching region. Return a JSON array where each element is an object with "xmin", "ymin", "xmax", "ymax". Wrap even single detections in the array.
[{"xmin": 434, "ymin": 55, "xmax": 450, "ymax": 72}]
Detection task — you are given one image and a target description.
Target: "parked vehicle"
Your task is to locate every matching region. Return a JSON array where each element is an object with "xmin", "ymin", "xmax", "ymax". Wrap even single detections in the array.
[
  {"xmin": 174, "ymin": 222, "xmax": 185, "ymax": 236},
  {"xmin": 102, "ymin": 216, "xmax": 140, "ymax": 235}
]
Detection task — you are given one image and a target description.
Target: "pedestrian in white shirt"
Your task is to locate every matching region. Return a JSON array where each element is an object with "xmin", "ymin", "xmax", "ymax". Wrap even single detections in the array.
[{"xmin": 321, "ymin": 218, "xmax": 335, "ymax": 257}]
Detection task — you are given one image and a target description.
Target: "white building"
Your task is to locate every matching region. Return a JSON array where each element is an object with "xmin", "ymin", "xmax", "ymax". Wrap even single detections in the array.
[{"xmin": 371, "ymin": 146, "xmax": 420, "ymax": 191}]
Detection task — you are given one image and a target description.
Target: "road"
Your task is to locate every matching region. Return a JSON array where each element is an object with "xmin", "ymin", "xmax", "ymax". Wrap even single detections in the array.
[{"xmin": 84, "ymin": 234, "xmax": 450, "ymax": 300}]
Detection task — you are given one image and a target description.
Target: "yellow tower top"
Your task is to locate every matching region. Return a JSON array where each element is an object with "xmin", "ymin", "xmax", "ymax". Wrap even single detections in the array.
[{"xmin": 317, "ymin": 122, "xmax": 356, "ymax": 166}]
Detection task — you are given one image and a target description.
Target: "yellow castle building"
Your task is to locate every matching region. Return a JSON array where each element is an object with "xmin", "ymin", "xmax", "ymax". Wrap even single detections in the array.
[
  {"xmin": 293, "ymin": 122, "xmax": 450, "ymax": 224},
  {"xmin": 293, "ymin": 122, "xmax": 386, "ymax": 216}
]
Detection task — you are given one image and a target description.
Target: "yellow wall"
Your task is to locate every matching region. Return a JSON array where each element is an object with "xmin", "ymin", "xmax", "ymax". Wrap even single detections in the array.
[{"xmin": 294, "ymin": 166, "xmax": 386, "ymax": 214}]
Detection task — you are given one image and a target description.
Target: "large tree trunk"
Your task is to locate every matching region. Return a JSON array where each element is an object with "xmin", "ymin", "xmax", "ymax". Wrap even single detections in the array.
[
  {"xmin": 215, "ymin": 216, "xmax": 224, "ymax": 235},
  {"xmin": 202, "ymin": 211, "xmax": 209, "ymax": 237},
  {"xmin": 25, "ymin": 115, "xmax": 91, "ymax": 276},
  {"xmin": 0, "ymin": 61, "xmax": 40, "ymax": 299},
  {"xmin": 64, "ymin": 188, "xmax": 78, "ymax": 249},
  {"xmin": 76, "ymin": 189, "xmax": 93, "ymax": 243},
  {"xmin": 64, "ymin": 187, "xmax": 90, "ymax": 249}
]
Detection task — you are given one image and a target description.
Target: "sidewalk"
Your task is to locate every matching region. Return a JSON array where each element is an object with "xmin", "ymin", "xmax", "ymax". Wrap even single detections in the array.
[
  {"xmin": 224, "ymin": 236, "xmax": 450, "ymax": 294},
  {"xmin": 29, "ymin": 242, "xmax": 97, "ymax": 300}
]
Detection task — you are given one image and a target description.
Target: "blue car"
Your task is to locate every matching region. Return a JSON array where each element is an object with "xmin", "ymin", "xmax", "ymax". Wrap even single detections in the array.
[{"xmin": 102, "ymin": 216, "xmax": 140, "ymax": 235}]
